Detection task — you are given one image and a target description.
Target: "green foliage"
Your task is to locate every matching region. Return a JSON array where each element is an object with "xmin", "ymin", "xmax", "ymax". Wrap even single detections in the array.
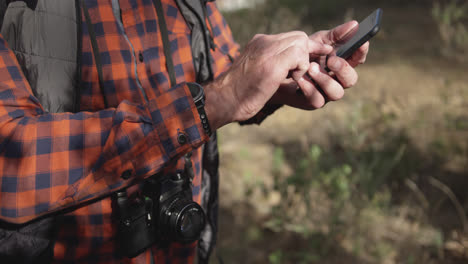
[
  {"xmin": 273, "ymin": 0, "xmax": 348, "ymax": 19},
  {"xmin": 268, "ymin": 250, "xmax": 284, "ymax": 264},
  {"xmin": 259, "ymin": 101, "xmax": 436, "ymax": 262},
  {"xmin": 217, "ymin": 1, "xmax": 468, "ymax": 263},
  {"xmin": 272, "ymin": 147, "xmax": 285, "ymax": 175},
  {"xmin": 287, "ymin": 144, "xmax": 353, "ymax": 203},
  {"xmin": 432, "ymin": 0, "xmax": 468, "ymax": 60}
]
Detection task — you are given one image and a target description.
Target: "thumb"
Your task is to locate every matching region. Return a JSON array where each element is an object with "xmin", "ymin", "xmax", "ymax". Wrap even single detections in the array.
[{"xmin": 325, "ymin": 20, "xmax": 359, "ymax": 45}]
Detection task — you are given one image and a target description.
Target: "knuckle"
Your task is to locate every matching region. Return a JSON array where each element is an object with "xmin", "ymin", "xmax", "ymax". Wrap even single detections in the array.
[
  {"xmin": 299, "ymin": 46, "xmax": 309, "ymax": 56},
  {"xmin": 291, "ymin": 30, "xmax": 306, "ymax": 37},
  {"xmin": 298, "ymin": 56, "xmax": 309, "ymax": 69},
  {"xmin": 316, "ymin": 30, "xmax": 327, "ymax": 37},
  {"xmin": 291, "ymin": 46, "xmax": 303, "ymax": 57},
  {"xmin": 252, "ymin": 34, "xmax": 266, "ymax": 41},
  {"xmin": 298, "ymin": 31, "xmax": 309, "ymax": 39},
  {"xmin": 253, "ymin": 33, "xmax": 263, "ymax": 39},
  {"xmin": 292, "ymin": 32, "xmax": 309, "ymax": 45},
  {"xmin": 299, "ymin": 34, "xmax": 309, "ymax": 46}
]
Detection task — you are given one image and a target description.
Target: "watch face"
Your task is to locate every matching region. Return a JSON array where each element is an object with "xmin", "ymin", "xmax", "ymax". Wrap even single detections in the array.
[{"xmin": 187, "ymin": 82, "xmax": 204, "ymax": 104}]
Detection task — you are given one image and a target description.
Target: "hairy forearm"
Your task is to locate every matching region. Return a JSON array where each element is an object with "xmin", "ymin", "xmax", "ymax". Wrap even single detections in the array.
[{"xmin": 204, "ymin": 74, "xmax": 237, "ymax": 131}]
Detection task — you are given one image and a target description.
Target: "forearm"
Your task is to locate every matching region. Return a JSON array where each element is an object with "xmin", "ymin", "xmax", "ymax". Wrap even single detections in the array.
[
  {"xmin": 204, "ymin": 72, "xmax": 284, "ymax": 128},
  {"xmin": 204, "ymin": 74, "xmax": 237, "ymax": 131},
  {"xmin": 0, "ymin": 38, "xmax": 208, "ymax": 224},
  {"xmin": 0, "ymin": 93, "xmax": 207, "ymax": 224}
]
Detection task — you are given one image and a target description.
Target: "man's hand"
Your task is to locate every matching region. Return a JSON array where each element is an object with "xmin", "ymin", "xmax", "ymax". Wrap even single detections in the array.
[
  {"xmin": 204, "ymin": 31, "xmax": 333, "ymax": 130},
  {"xmin": 269, "ymin": 21, "xmax": 370, "ymax": 110}
]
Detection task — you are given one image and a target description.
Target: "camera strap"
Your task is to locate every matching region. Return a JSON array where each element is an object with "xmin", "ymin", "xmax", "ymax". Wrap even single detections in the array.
[
  {"xmin": 152, "ymin": 0, "xmax": 177, "ymax": 87},
  {"xmin": 184, "ymin": 151, "xmax": 195, "ymax": 182}
]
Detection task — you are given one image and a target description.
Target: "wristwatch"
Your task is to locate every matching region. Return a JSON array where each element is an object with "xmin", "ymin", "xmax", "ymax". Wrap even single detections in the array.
[{"xmin": 187, "ymin": 82, "xmax": 212, "ymax": 137}]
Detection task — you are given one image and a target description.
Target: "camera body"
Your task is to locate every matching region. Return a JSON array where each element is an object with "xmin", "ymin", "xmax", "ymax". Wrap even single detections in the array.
[{"xmin": 115, "ymin": 171, "xmax": 205, "ymax": 258}]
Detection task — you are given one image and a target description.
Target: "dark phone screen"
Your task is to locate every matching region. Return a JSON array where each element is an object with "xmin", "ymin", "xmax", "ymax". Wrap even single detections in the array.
[{"xmin": 335, "ymin": 8, "xmax": 382, "ymax": 59}]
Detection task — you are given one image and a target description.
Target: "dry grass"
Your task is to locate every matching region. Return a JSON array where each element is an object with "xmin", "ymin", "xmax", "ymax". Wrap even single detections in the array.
[{"xmin": 215, "ymin": 1, "xmax": 468, "ymax": 263}]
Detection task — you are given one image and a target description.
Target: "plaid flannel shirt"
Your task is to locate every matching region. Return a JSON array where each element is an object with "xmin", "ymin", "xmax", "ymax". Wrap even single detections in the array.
[{"xmin": 0, "ymin": 0, "xmax": 240, "ymax": 263}]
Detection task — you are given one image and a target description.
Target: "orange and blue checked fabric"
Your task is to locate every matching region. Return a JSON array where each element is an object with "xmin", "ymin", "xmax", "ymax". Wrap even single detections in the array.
[{"xmin": 0, "ymin": 0, "xmax": 239, "ymax": 263}]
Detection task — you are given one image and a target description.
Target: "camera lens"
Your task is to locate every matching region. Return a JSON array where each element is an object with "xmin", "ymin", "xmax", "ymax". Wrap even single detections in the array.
[
  {"xmin": 163, "ymin": 199, "xmax": 206, "ymax": 243},
  {"xmin": 178, "ymin": 206, "xmax": 204, "ymax": 239}
]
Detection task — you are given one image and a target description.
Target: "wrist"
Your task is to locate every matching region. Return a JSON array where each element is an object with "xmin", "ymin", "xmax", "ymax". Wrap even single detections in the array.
[{"xmin": 204, "ymin": 77, "xmax": 235, "ymax": 130}]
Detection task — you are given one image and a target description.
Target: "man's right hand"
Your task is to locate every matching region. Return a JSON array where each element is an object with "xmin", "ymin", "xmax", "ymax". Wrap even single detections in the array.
[{"xmin": 204, "ymin": 31, "xmax": 333, "ymax": 130}]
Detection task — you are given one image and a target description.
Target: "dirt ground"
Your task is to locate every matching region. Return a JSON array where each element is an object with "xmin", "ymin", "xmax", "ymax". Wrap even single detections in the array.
[{"xmin": 213, "ymin": 1, "xmax": 468, "ymax": 264}]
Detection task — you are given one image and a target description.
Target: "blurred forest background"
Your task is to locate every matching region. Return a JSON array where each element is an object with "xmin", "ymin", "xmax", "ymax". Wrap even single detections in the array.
[{"xmin": 213, "ymin": 0, "xmax": 468, "ymax": 263}]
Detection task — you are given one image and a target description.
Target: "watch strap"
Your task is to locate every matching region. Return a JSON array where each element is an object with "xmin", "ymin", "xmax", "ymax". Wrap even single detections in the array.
[{"xmin": 187, "ymin": 82, "xmax": 212, "ymax": 137}]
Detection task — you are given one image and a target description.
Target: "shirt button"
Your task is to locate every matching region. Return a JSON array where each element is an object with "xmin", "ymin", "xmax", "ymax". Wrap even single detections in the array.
[
  {"xmin": 177, "ymin": 132, "xmax": 188, "ymax": 145},
  {"xmin": 121, "ymin": 169, "xmax": 132, "ymax": 180},
  {"xmin": 138, "ymin": 51, "xmax": 144, "ymax": 62}
]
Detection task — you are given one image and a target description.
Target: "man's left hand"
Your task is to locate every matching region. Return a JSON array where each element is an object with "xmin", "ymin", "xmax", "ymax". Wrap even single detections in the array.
[{"xmin": 269, "ymin": 20, "xmax": 370, "ymax": 110}]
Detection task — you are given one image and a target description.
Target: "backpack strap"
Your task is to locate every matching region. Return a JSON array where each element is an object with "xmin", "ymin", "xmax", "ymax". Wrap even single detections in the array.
[
  {"xmin": 74, "ymin": 0, "xmax": 83, "ymax": 112},
  {"xmin": 152, "ymin": 0, "xmax": 177, "ymax": 88}
]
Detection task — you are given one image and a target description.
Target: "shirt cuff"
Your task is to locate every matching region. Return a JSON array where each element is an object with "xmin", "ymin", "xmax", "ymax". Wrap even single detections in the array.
[{"xmin": 146, "ymin": 82, "xmax": 210, "ymax": 159}]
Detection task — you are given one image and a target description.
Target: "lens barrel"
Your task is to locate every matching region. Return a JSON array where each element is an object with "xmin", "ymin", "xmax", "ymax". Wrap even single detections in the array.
[{"xmin": 162, "ymin": 198, "xmax": 206, "ymax": 243}]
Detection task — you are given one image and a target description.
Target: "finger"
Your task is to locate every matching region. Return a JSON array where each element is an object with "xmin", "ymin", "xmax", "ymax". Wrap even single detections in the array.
[
  {"xmin": 347, "ymin": 41, "xmax": 369, "ymax": 68},
  {"xmin": 308, "ymin": 62, "xmax": 344, "ymax": 101},
  {"xmin": 308, "ymin": 30, "xmax": 327, "ymax": 43},
  {"xmin": 308, "ymin": 39, "xmax": 333, "ymax": 56},
  {"xmin": 275, "ymin": 32, "xmax": 310, "ymax": 51},
  {"xmin": 276, "ymin": 45, "xmax": 310, "ymax": 82},
  {"xmin": 283, "ymin": 38, "xmax": 332, "ymax": 79},
  {"xmin": 277, "ymin": 40, "xmax": 311, "ymax": 82},
  {"xmin": 271, "ymin": 83, "xmax": 324, "ymax": 110},
  {"xmin": 277, "ymin": 35, "xmax": 331, "ymax": 56},
  {"xmin": 275, "ymin": 34, "xmax": 308, "ymax": 55},
  {"xmin": 280, "ymin": 63, "xmax": 327, "ymax": 109},
  {"xmin": 290, "ymin": 56, "xmax": 311, "ymax": 84},
  {"xmin": 302, "ymin": 77, "xmax": 327, "ymax": 108},
  {"xmin": 316, "ymin": 21, "xmax": 359, "ymax": 46},
  {"xmin": 296, "ymin": 74, "xmax": 316, "ymax": 98},
  {"xmin": 327, "ymin": 56, "xmax": 358, "ymax": 89}
]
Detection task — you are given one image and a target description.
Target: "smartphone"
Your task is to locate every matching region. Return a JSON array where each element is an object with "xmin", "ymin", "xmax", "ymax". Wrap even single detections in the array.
[
  {"xmin": 334, "ymin": 8, "xmax": 382, "ymax": 59},
  {"xmin": 298, "ymin": 9, "xmax": 382, "ymax": 96}
]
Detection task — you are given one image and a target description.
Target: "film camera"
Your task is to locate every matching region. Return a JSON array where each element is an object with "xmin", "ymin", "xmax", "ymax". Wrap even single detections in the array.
[{"xmin": 114, "ymin": 164, "xmax": 206, "ymax": 258}]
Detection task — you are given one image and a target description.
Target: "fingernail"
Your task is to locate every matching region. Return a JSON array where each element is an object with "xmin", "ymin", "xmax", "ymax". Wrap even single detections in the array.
[
  {"xmin": 310, "ymin": 63, "xmax": 319, "ymax": 74},
  {"xmin": 324, "ymin": 44, "xmax": 333, "ymax": 50}
]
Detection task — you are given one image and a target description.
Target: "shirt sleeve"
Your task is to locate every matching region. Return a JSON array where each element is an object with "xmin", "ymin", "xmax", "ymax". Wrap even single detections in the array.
[{"xmin": 0, "ymin": 36, "xmax": 209, "ymax": 224}]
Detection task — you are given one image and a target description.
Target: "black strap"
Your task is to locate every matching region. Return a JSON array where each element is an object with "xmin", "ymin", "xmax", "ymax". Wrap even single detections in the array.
[
  {"xmin": 152, "ymin": 0, "xmax": 177, "ymax": 88},
  {"xmin": 74, "ymin": 0, "xmax": 83, "ymax": 112},
  {"xmin": 6, "ymin": 0, "xmax": 38, "ymax": 10},
  {"xmin": 81, "ymin": 0, "xmax": 109, "ymax": 108}
]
